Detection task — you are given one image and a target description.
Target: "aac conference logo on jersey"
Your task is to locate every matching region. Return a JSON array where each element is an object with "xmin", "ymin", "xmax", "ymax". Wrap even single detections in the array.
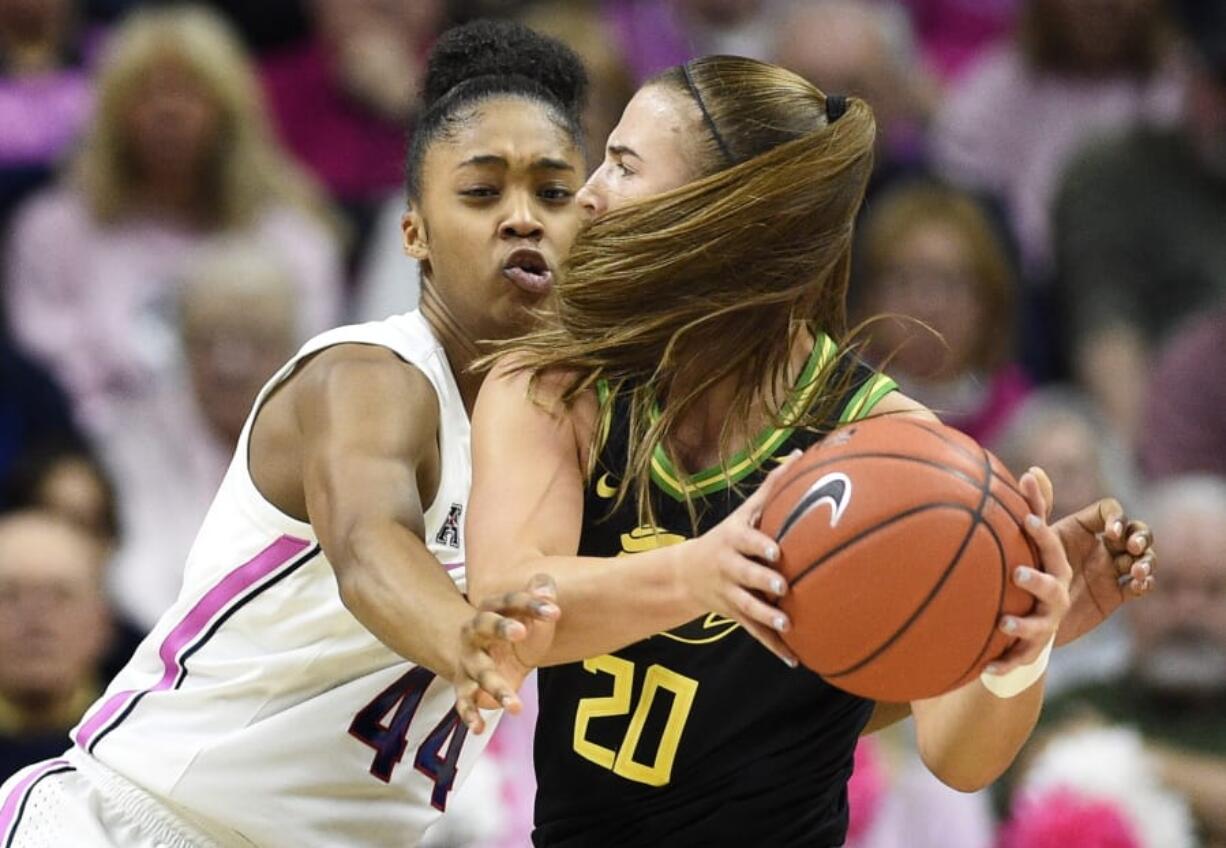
[{"xmin": 436, "ymin": 503, "xmax": 462, "ymax": 548}]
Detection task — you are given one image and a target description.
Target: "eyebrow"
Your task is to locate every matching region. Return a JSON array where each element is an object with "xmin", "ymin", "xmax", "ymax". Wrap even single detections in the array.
[
  {"xmin": 456, "ymin": 154, "xmax": 576, "ymax": 172},
  {"xmin": 608, "ymin": 144, "xmax": 642, "ymax": 162}
]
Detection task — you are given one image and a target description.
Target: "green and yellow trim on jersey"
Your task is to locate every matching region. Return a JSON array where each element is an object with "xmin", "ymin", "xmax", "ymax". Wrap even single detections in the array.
[
  {"xmin": 648, "ymin": 336, "xmax": 897, "ymax": 501},
  {"xmin": 591, "ymin": 336, "xmax": 898, "ymax": 502}
]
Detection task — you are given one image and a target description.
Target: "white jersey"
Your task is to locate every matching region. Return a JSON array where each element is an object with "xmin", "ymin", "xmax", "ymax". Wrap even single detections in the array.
[{"xmin": 66, "ymin": 311, "xmax": 493, "ymax": 847}]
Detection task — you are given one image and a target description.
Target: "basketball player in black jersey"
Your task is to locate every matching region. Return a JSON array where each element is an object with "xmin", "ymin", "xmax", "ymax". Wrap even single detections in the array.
[{"xmin": 459, "ymin": 57, "xmax": 1156, "ymax": 847}]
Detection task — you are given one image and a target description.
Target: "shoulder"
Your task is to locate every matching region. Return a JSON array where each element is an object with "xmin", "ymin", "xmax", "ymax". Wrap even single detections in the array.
[
  {"xmin": 290, "ymin": 343, "xmax": 442, "ymax": 443},
  {"xmin": 865, "ymin": 390, "xmax": 940, "ymax": 424},
  {"xmin": 480, "ymin": 356, "xmax": 599, "ymax": 454}
]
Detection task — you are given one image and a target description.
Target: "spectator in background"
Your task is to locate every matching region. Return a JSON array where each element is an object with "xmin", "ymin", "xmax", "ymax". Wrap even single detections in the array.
[
  {"xmin": 1139, "ymin": 309, "xmax": 1226, "ymax": 479},
  {"xmin": 933, "ymin": 0, "xmax": 1182, "ymax": 282},
  {"xmin": 992, "ymin": 386, "xmax": 1137, "ymax": 694},
  {"xmin": 261, "ymin": 0, "xmax": 444, "ymax": 258},
  {"xmin": 603, "ymin": 0, "xmax": 778, "ymax": 83},
  {"xmin": 0, "ymin": 510, "xmax": 111, "ymax": 782},
  {"xmin": 101, "ymin": 241, "xmax": 298, "ymax": 628},
  {"xmin": 855, "ymin": 181, "xmax": 1030, "ymax": 446},
  {"xmin": 0, "ymin": 0, "xmax": 92, "ymax": 228},
  {"xmin": 773, "ymin": 0, "xmax": 936, "ymax": 196},
  {"xmin": 898, "ymin": 0, "xmax": 1020, "ymax": 82},
  {"xmin": 1055, "ymin": 0, "xmax": 1226, "ymax": 444},
  {"xmin": 5, "ymin": 5, "xmax": 342, "ymax": 438},
  {"xmin": 1035, "ymin": 476, "xmax": 1226, "ymax": 844},
  {"xmin": 2, "ymin": 440, "xmax": 118, "ymax": 545},
  {"xmin": 1, "ymin": 441, "xmax": 142, "ymax": 681}
]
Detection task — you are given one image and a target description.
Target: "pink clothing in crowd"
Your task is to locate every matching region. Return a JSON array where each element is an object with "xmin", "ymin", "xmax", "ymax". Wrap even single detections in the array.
[
  {"xmin": 946, "ymin": 365, "xmax": 1032, "ymax": 446},
  {"xmin": 932, "ymin": 45, "xmax": 1182, "ymax": 277},
  {"xmin": 261, "ymin": 40, "xmax": 408, "ymax": 203},
  {"xmin": 899, "ymin": 0, "xmax": 1019, "ymax": 82},
  {"xmin": 0, "ymin": 69, "xmax": 92, "ymax": 165},
  {"xmin": 4, "ymin": 186, "xmax": 343, "ymax": 434}
]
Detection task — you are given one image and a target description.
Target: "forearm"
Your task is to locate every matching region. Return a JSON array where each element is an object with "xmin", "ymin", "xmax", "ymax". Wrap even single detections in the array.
[
  {"xmin": 333, "ymin": 519, "xmax": 474, "ymax": 680},
  {"xmin": 912, "ymin": 676, "xmax": 1045, "ymax": 792},
  {"xmin": 470, "ymin": 542, "xmax": 703, "ymax": 666}
]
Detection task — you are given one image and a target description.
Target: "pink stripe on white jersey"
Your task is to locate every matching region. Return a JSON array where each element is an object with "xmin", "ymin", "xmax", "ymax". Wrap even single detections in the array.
[{"xmin": 76, "ymin": 535, "xmax": 312, "ymax": 751}]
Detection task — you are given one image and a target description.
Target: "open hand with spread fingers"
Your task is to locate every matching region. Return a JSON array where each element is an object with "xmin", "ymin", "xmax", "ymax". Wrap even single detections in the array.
[
  {"xmin": 454, "ymin": 573, "xmax": 560, "ymax": 735},
  {"xmin": 1025, "ymin": 466, "xmax": 1156, "ymax": 647}
]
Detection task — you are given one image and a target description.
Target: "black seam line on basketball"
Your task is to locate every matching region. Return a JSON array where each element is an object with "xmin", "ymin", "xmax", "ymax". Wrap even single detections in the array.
[
  {"xmin": 896, "ymin": 419, "xmax": 1026, "ymax": 502},
  {"xmin": 952, "ymin": 517, "xmax": 1011, "ymax": 686},
  {"xmin": 85, "ymin": 544, "xmax": 322, "ymax": 755},
  {"xmin": 4, "ymin": 765, "xmax": 76, "ymax": 848},
  {"xmin": 772, "ymin": 453, "xmax": 1029, "ymax": 532},
  {"xmin": 825, "ymin": 444, "xmax": 993, "ymax": 680},
  {"xmin": 788, "ymin": 502, "xmax": 975, "ymax": 587}
]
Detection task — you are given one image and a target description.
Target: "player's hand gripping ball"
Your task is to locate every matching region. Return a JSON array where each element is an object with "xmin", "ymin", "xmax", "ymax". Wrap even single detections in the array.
[{"xmin": 758, "ymin": 417, "xmax": 1038, "ymax": 701}]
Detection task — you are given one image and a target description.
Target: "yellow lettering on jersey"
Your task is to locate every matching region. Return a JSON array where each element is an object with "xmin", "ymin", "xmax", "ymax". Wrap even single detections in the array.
[
  {"xmin": 573, "ymin": 655, "xmax": 634, "ymax": 769},
  {"xmin": 614, "ymin": 665, "xmax": 699, "ymax": 786},
  {"xmin": 572, "ymin": 657, "xmax": 700, "ymax": 787}
]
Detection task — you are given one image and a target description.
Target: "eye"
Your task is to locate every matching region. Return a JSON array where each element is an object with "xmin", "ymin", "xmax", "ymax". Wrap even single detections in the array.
[
  {"xmin": 460, "ymin": 186, "xmax": 499, "ymax": 199},
  {"xmin": 616, "ymin": 162, "xmax": 635, "ymax": 177},
  {"xmin": 539, "ymin": 185, "xmax": 574, "ymax": 202}
]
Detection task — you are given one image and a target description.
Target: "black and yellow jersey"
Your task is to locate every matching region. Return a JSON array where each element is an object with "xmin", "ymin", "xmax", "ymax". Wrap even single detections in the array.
[{"xmin": 533, "ymin": 338, "xmax": 898, "ymax": 847}]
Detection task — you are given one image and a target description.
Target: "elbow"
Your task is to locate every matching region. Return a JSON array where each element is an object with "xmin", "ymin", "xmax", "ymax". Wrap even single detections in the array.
[{"xmin": 918, "ymin": 742, "xmax": 1005, "ymax": 794}]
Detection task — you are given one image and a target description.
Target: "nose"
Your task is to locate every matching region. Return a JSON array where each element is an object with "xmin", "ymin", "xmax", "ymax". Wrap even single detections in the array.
[
  {"xmin": 576, "ymin": 175, "xmax": 605, "ymax": 219},
  {"xmin": 499, "ymin": 192, "xmax": 544, "ymax": 241}
]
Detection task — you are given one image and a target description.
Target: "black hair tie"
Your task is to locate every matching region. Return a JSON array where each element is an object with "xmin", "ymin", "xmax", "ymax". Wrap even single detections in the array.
[
  {"xmin": 682, "ymin": 62, "xmax": 735, "ymax": 167},
  {"xmin": 825, "ymin": 94, "xmax": 848, "ymax": 124}
]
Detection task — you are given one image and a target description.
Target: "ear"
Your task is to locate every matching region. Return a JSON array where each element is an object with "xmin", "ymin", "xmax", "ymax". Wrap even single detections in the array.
[{"xmin": 402, "ymin": 209, "xmax": 430, "ymax": 262}]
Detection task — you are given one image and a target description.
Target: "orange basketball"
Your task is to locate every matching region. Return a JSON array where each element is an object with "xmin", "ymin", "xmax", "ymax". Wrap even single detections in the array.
[{"xmin": 758, "ymin": 416, "xmax": 1039, "ymax": 702}]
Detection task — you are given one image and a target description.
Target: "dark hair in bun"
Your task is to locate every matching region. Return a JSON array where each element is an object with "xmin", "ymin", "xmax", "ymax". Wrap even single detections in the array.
[{"xmin": 406, "ymin": 20, "xmax": 588, "ymax": 201}]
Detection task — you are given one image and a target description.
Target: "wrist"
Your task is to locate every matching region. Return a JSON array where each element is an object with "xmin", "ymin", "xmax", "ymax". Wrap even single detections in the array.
[{"xmin": 980, "ymin": 634, "xmax": 1054, "ymax": 699}]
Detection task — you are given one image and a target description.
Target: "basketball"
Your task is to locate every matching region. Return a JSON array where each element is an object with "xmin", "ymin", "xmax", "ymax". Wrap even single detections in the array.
[{"xmin": 758, "ymin": 416, "xmax": 1040, "ymax": 702}]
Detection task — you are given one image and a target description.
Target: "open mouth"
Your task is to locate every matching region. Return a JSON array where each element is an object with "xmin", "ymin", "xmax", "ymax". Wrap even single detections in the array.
[{"xmin": 502, "ymin": 248, "xmax": 553, "ymax": 295}]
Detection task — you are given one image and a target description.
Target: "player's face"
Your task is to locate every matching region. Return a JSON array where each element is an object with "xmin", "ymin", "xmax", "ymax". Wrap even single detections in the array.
[
  {"xmin": 577, "ymin": 84, "xmax": 704, "ymax": 218},
  {"xmin": 405, "ymin": 98, "xmax": 584, "ymax": 340}
]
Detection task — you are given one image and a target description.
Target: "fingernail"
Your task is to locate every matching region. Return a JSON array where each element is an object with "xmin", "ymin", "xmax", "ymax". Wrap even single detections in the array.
[
  {"xmin": 1025, "ymin": 514, "xmax": 1041, "ymax": 530},
  {"xmin": 984, "ymin": 664, "xmax": 1000, "ymax": 676},
  {"xmin": 1015, "ymin": 566, "xmax": 1031, "ymax": 584},
  {"xmin": 499, "ymin": 694, "xmax": 513, "ymax": 708},
  {"xmin": 765, "ymin": 545, "xmax": 779, "ymax": 563},
  {"xmin": 774, "ymin": 615, "xmax": 789, "ymax": 632},
  {"xmin": 1113, "ymin": 520, "xmax": 1124, "ymax": 537},
  {"xmin": 771, "ymin": 576, "xmax": 785, "ymax": 595},
  {"xmin": 783, "ymin": 656, "xmax": 798, "ymax": 669},
  {"xmin": 789, "ymin": 449, "xmax": 802, "ymax": 458},
  {"xmin": 1001, "ymin": 616, "xmax": 1018, "ymax": 634}
]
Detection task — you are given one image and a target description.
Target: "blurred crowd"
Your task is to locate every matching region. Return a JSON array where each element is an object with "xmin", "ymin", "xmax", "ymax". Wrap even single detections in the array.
[{"xmin": 1, "ymin": 0, "xmax": 1224, "ymax": 845}]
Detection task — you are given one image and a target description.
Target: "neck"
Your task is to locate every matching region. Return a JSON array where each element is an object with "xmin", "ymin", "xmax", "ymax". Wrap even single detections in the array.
[
  {"xmin": 668, "ymin": 327, "xmax": 815, "ymax": 469},
  {"xmin": 419, "ymin": 278, "xmax": 484, "ymax": 413},
  {"xmin": 135, "ymin": 172, "xmax": 203, "ymax": 223}
]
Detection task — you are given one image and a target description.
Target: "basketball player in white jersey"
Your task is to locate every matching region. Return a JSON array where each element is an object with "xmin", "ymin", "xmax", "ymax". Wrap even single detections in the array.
[{"xmin": 0, "ymin": 21, "xmax": 587, "ymax": 848}]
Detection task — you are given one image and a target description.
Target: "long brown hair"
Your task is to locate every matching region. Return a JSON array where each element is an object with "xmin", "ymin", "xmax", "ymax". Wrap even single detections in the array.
[
  {"xmin": 76, "ymin": 6, "xmax": 330, "ymax": 231},
  {"xmin": 502, "ymin": 56, "xmax": 876, "ymax": 525}
]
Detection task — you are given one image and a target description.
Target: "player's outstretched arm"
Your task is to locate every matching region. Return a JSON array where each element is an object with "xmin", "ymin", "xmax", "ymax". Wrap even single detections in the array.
[
  {"xmin": 909, "ymin": 471, "xmax": 1072, "ymax": 792},
  {"xmin": 290, "ymin": 345, "xmax": 480, "ymax": 680},
  {"xmin": 466, "ymin": 362, "xmax": 796, "ymax": 667}
]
